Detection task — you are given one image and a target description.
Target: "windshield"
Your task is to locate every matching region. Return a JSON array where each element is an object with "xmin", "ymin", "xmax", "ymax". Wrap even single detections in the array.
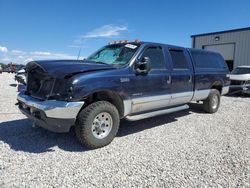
[
  {"xmin": 87, "ymin": 43, "xmax": 140, "ymax": 65},
  {"xmin": 231, "ymin": 67, "xmax": 250, "ymax": 74}
]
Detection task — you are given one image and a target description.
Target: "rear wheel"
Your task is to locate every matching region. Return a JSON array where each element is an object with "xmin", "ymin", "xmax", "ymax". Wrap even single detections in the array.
[
  {"xmin": 203, "ymin": 89, "xmax": 221, "ymax": 113},
  {"xmin": 75, "ymin": 101, "xmax": 120, "ymax": 149}
]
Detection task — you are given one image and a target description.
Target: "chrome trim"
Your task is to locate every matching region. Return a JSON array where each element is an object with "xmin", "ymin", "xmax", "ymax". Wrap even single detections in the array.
[
  {"xmin": 17, "ymin": 92, "xmax": 84, "ymax": 119},
  {"xmin": 221, "ymin": 86, "xmax": 229, "ymax": 95},
  {"xmin": 128, "ymin": 43, "xmax": 148, "ymax": 67},
  {"xmin": 133, "ymin": 94, "xmax": 171, "ymax": 104},
  {"xmin": 172, "ymin": 91, "xmax": 193, "ymax": 98},
  {"xmin": 124, "ymin": 88, "xmax": 223, "ymax": 117},
  {"xmin": 125, "ymin": 104, "xmax": 189, "ymax": 121},
  {"xmin": 130, "ymin": 92, "xmax": 193, "ymax": 114},
  {"xmin": 167, "ymin": 75, "xmax": 171, "ymax": 84},
  {"xmin": 170, "ymin": 91, "xmax": 193, "ymax": 106},
  {"xmin": 132, "ymin": 94, "xmax": 171, "ymax": 113},
  {"xmin": 123, "ymin": 99, "xmax": 132, "ymax": 116},
  {"xmin": 192, "ymin": 89, "xmax": 211, "ymax": 101},
  {"xmin": 188, "ymin": 75, "xmax": 192, "ymax": 83}
]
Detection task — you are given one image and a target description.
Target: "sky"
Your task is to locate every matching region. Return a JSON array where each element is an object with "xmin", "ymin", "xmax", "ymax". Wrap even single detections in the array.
[{"xmin": 0, "ymin": 0, "xmax": 250, "ymax": 64}]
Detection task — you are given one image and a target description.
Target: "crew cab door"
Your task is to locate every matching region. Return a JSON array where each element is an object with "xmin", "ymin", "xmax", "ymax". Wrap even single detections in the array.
[
  {"xmin": 127, "ymin": 45, "xmax": 171, "ymax": 113},
  {"xmin": 167, "ymin": 48, "xmax": 194, "ymax": 106}
]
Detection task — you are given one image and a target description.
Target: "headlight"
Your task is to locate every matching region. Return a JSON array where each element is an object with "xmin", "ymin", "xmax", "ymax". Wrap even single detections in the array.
[{"xmin": 46, "ymin": 79, "xmax": 73, "ymax": 100}]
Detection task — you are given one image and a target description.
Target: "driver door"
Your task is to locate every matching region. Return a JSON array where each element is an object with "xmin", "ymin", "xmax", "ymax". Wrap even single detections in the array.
[{"xmin": 125, "ymin": 45, "xmax": 171, "ymax": 114}]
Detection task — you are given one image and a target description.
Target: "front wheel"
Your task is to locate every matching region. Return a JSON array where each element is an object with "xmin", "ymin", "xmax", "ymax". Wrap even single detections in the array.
[
  {"xmin": 75, "ymin": 101, "xmax": 120, "ymax": 149},
  {"xmin": 203, "ymin": 89, "xmax": 221, "ymax": 113}
]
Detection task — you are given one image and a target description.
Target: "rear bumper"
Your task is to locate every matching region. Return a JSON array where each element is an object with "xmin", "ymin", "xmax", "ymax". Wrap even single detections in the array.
[{"xmin": 17, "ymin": 92, "xmax": 84, "ymax": 132}]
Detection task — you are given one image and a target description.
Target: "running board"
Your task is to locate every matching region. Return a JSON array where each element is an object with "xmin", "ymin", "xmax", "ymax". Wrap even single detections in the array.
[{"xmin": 125, "ymin": 104, "xmax": 189, "ymax": 121}]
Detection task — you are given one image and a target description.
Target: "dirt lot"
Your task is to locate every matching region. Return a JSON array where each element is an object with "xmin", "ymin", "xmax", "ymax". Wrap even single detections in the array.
[{"xmin": 0, "ymin": 72, "xmax": 249, "ymax": 187}]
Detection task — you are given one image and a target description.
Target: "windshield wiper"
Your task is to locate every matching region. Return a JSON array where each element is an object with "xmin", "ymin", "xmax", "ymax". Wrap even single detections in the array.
[{"xmin": 95, "ymin": 61, "xmax": 109, "ymax": 65}]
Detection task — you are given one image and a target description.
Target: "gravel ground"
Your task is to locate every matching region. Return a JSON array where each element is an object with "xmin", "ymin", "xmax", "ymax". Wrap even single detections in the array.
[{"xmin": 0, "ymin": 72, "xmax": 249, "ymax": 187}]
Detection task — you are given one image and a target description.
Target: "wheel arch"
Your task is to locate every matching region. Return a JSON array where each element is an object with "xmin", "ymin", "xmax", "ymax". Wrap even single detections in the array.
[
  {"xmin": 80, "ymin": 90, "xmax": 125, "ymax": 118},
  {"xmin": 210, "ymin": 80, "xmax": 223, "ymax": 94}
]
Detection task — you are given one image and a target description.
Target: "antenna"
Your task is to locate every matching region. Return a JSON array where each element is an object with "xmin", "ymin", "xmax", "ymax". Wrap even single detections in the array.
[{"xmin": 77, "ymin": 47, "xmax": 81, "ymax": 60}]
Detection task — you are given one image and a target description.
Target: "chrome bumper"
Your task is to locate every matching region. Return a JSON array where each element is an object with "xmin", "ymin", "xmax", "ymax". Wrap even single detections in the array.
[{"xmin": 17, "ymin": 92, "xmax": 84, "ymax": 119}]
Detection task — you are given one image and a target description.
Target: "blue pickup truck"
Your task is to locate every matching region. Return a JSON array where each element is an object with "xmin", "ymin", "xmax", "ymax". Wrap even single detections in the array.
[{"xmin": 17, "ymin": 41, "xmax": 230, "ymax": 149}]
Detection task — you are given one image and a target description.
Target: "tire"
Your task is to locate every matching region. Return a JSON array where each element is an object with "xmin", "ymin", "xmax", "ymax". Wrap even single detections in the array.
[
  {"xmin": 203, "ymin": 89, "xmax": 221, "ymax": 113},
  {"xmin": 75, "ymin": 101, "xmax": 120, "ymax": 149}
]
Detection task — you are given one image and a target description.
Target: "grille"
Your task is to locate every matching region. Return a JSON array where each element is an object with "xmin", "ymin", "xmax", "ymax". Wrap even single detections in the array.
[
  {"xmin": 230, "ymin": 80, "xmax": 244, "ymax": 86},
  {"xmin": 26, "ymin": 71, "xmax": 55, "ymax": 100},
  {"xmin": 34, "ymin": 79, "xmax": 55, "ymax": 98}
]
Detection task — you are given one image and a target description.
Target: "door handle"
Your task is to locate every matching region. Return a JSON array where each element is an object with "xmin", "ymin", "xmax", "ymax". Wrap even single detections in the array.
[
  {"xmin": 189, "ymin": 75, "xmax": 192, "ymax": 83},
  {"xmin": 167, "ymin": 75, "xmax": 171, "ymax": 84}
]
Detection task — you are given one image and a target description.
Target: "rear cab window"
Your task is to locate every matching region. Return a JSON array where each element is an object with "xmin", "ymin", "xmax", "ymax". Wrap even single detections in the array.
[{"xmin": 190, "ymin": 49, "xmax": 226, "ymax": 70}]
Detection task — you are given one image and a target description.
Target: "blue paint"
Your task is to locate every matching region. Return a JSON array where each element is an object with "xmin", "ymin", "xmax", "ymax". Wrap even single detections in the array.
[{"xmin": 25, "ymin": 42, "xmax": 229, "ymax": 102}]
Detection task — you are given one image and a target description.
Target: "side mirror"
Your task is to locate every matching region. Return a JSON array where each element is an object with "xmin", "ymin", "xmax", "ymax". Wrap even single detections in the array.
[{"xmin": 135, "ymin": 57, "xmax": 151, "ymax": 74}]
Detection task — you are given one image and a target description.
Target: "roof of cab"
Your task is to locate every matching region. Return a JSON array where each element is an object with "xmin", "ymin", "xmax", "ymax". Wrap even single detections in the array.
[
  {"xmin": 108, "ymin": 41, "xmax": 221, "ymax": 54},
  {"xmin": 141, "ymin": 42, "xmax": 221, "ymax": 54},
  {"xmin": 140, "ymin": 41, "xmax": 186, "ymax": 49},
  {"xmin": 188, "ymin": 48, "xmax": 222, "ymax": 55},
  {"xmin": 108, "ymin": 41, "xmax": 187, "ymax": 49}
]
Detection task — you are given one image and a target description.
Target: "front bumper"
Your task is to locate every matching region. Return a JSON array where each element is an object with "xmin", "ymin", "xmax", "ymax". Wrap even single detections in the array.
[
  {"xmin": 17, "ymin": 92, "xmax": 84, "ymax": 132},
  {"xmin": 229, "ymin": 84, "xmax": 250, "ymax": 94}
]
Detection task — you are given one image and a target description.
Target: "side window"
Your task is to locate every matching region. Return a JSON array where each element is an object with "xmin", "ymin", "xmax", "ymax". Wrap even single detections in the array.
[
  {"xmin": 141, "ymin": 47, "xmax": 166, "ymax": 69},
  {"xmin": 169, "ymin": 50, "xmax": 189, "ymax": 70}
]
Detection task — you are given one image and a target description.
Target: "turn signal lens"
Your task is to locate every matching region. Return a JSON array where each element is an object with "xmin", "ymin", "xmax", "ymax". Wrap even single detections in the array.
[
  {"xmin": 108, "ymin": 39, "xmax": 135, "ymax": 45},
  {"xmin": 134, "ymin": 39, "xmax": 140, "ymax": 43}
]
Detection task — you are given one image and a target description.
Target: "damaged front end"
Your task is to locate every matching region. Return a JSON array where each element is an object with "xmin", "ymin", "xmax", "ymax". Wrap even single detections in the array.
[
  {"xmin": 24, "ymin": 59, "xmax": 114, "ymax": 100},
  {"xmin": 17, "ymin": 61, "xmax": 85, "ymax": 132},
  {"xmin": 25, "ymin": 62, "xmax": 70, "ymax": 101},
  {"xmin": 17, "ymin": 59, "xmax": 115, "ymax": 132}
]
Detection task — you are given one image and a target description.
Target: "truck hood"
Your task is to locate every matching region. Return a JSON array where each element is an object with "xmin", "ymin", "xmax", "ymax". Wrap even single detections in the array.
[
  {"xmin": 26, "ymin": 59, "xmax": 115, "ymax": 78},
  {"xmin": 229, "ymin": 74, "xmax": 250, "ymax": 81}
]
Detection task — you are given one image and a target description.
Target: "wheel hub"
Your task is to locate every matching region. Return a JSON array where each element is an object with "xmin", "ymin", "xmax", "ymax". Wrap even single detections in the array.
[
  {"xmin": 211, "ymin": 95, "xmax": 219, "ymax": 109},
  {"xmin": 92, "ymin": 112, "xmax": 113, "ymax": 139}
]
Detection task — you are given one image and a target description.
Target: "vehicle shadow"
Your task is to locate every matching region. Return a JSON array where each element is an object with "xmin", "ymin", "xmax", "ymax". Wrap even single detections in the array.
[
  {"xmin": 118, "ymin": 104, "xmax": 205, "ymax": 137},
  {"xmin": 0, "ymin": 104, "xmax": 204, "ymax": 153},
  {"xmin": 226, "ymin": 93, "xmax": 250, "ymax": 98},
  {"xmin": 118, "ymin": 111, "xmax": 188, "ymax": 137},
  {"xmin": 0, "ymin": 119, "xmax": 88, "ymax": 153}
]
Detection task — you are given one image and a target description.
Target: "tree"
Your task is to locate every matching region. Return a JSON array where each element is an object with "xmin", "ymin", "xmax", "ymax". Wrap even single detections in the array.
[{"xmin": 0, "ymin": 63, "xmax": 7, "ymax": 69}]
